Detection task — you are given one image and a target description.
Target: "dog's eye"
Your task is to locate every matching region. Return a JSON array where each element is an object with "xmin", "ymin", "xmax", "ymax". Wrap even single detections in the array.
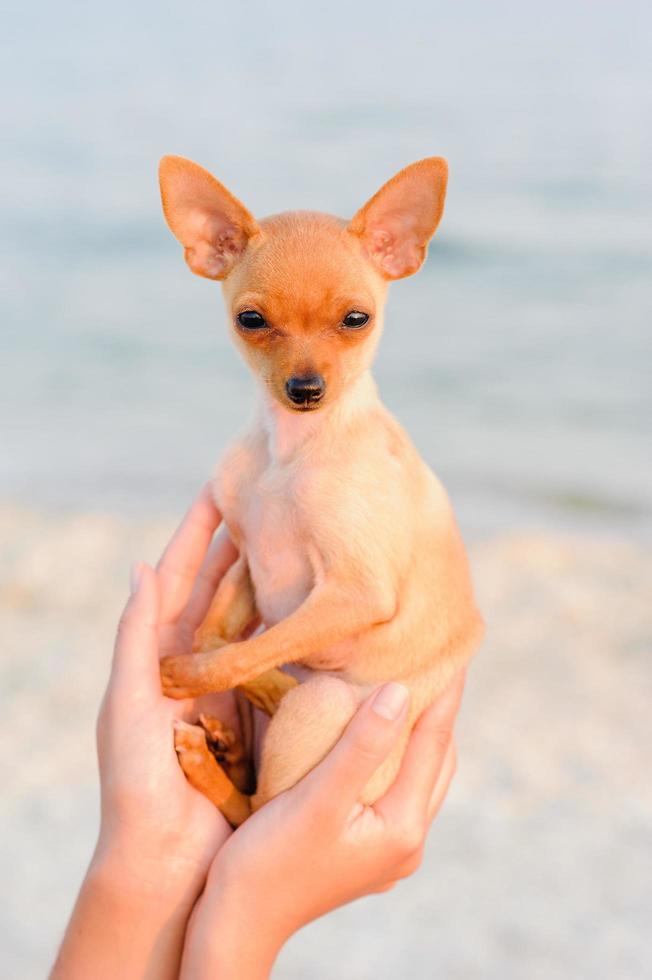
[
  {"xmin": 342, "ymin": 311, "xmax": 369, "ymax": 329},
  {"xmin": 237, "ymin": 310, "xmax": 267, "ymax": 330}
]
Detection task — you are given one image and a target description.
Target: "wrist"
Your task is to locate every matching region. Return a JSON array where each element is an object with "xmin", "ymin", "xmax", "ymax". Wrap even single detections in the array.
[
  {"xmin": 181, "ymin": 869, "xmax": 289, "ymax": 979},
  {"xmin": 91, "ymin": 830, "xmax": 207, "ymax": 911}
]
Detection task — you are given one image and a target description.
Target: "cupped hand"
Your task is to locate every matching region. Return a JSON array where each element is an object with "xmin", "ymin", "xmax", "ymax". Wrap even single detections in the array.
[
  {"xmin": 181, "ymin": 673, "xmax": 465, "ymax": 978},
  {"xmin": 95, "ymin": 485, "xmax": 239, "ymax": 895}
]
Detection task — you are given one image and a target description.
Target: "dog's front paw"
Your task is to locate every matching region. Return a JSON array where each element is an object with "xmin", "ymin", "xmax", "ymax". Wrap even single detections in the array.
[{"xmin": 160, "ymin": 653, "xmax": 213, "ymax": 699}]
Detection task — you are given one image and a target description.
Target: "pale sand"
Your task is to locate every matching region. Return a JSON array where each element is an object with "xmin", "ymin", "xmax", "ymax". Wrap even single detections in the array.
[{"xmin": 0, "ymin": 507, "xmax": 650, "ymax": 978}]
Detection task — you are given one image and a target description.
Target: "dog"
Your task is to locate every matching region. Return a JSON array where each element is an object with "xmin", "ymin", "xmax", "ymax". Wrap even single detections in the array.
[{"xmin": 157, "ymin": 154, "xmax": 484, "ymax": 826}]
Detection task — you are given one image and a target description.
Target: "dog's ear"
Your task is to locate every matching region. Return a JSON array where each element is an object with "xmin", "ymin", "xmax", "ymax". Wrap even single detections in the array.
[
  {"xmin": 347, "ymin": 158, "xmax": 448, "ymax": 280},
  {"xmin": 159, "ymin": 156, "xmax": 260, "ymax": 280}
]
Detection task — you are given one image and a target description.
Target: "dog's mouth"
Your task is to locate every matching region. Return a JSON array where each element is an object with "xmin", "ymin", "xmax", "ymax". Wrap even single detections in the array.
[{"xmin": 286, "ymin": 399, "xmax": 323, "ymax": 413}]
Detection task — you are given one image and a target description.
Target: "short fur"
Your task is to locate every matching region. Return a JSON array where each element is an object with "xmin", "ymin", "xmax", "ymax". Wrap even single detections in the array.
[{"xmin": 159, "ymin": 155, "xmax": 484, "ymax": 822}]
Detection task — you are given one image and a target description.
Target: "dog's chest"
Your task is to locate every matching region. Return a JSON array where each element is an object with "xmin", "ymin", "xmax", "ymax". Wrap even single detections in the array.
[{"xmin": 219, "ymin": 457, "xmax": 314, "ymax": 627}]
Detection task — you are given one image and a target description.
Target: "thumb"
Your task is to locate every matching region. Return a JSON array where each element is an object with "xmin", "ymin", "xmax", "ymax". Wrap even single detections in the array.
[
  {"xmin": 302, "ymin": 682, "xmax": 410, "ymax": 823},
  {"xmin": 111, "ymin": 561, "xmax": 161, "ymax": 692}
]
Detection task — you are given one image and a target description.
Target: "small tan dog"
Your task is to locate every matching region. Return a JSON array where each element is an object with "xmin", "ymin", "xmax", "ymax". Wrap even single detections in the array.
[{"xmin": 158, "ymin": 155, "xmax": 484, "ymax": 826}]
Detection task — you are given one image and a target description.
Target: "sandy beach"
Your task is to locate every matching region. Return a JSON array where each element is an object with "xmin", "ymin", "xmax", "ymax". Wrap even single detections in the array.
[{"xmin": 1, "ymin": 506, "xmax": 649, "ymax": 978}]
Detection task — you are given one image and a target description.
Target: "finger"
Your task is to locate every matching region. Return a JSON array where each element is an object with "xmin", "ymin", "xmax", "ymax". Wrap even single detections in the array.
[
  {"xmin": 156, "ymin": 484, "xmax": 221, "ymax": 625},
  {"xmin": 377, "ymin": 670, "xmax": 465, "ymax": 826},
  {"xmin": 158, "ymin": 524, "xmax": 237, "ymax": 657},
  {"xmin": 178, "ymin": 523, "xmax": 239, "ymax": 633},
  {"xmin": 427, "ymin": 739, "xmax": 457, "ymax": 823},
  {"xmin": 111, "ymin": 562, "xmax": 161, "ymax": 691},
  {"xmin": 300, "ymin": 683, "xmax": 410, "ymax": 823}
]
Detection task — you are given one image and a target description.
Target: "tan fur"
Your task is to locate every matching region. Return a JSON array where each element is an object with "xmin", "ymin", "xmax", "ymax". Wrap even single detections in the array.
[
  {"xmin": 252, "ymin": 675, "xmax": 359, "ymax": 811},
  {"xmin": 192, "ymin": 549, "xmax": 298, "ymax": 715},
  {"xmin": 159, "ymin": 155, "xmax": 484, "ymax": 820}
]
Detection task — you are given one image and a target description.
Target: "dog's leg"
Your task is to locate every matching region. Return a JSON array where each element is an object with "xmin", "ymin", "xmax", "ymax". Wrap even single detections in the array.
[
  {"xmin": 198, "ymin": 713, "xmax": 253, "ymax": 794},
  {"xmin": 253, "ymin": 675, "xmax": 359, "ymax": 810},
  {"xmin": 174, "ymin": 721, "xmax": 251, "ymax": 826},
  {"xmin": 193, "ymin": 555, "xmax": 258, "ymax": 651},
  {"xmin": 237, "ymin": 668, "xmax": 298, "ymax": 716},
  {"xmin": 161, "ymin": 579, "xmax": 391, "ymax": 699},
  {"xmin": 193, "ymin": 555, "xmax": 298, "ymax": 715}
]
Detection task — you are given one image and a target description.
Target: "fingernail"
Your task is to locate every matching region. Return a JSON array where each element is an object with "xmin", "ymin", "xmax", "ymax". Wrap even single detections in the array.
[
  {"xmin": 371, "ymin": 682, "xmax": 409, "ymax": 721},
  {"xmin": 130, "ymin": 561, "xmax": 143, "ymax": 595}
]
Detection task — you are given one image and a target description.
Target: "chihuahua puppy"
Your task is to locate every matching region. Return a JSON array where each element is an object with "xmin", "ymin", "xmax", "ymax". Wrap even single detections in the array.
[{"xmin": 158, "ymin": 155, "xmax": 483, "ymax": 826}]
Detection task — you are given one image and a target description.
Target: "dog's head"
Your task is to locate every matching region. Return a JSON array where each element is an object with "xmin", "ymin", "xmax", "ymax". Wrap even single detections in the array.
[{"xmin": 159, "ymin": 155, "xmax": 448, "ymax": 412}]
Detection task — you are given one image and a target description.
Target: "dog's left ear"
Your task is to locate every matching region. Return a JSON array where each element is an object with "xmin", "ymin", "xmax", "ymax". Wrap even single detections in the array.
[{"xmin": 347, "ymin": 157, "xmax": 448, "ymax": 280}]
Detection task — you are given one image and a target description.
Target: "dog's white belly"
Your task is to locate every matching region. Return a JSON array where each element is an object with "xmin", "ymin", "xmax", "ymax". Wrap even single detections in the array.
[{"xmin": 240, "ymin": 495, "xmax": 313, "ymax": 628}]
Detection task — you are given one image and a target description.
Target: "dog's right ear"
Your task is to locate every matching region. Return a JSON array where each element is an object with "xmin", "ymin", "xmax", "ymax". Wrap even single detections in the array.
[{"xmin": 159, "ymin": 156, "xmax": 260, "ymax": 280}]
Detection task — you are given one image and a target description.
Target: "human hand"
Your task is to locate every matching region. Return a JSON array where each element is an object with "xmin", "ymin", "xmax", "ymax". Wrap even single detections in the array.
[
  {"xmin": 94, "ymin": 484, "xmax": 239, "ymax": 897},
  {"xmin": 52, "ymin": 486, "xmax": 243, "ymax": 979},
  {"xmin": 181, "ymin": 673, "xmax": 464, "ymax": 979}
]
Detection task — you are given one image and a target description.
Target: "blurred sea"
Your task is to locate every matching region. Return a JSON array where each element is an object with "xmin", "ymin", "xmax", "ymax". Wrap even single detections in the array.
[{"xmin": 2, "ymin": 0, "xmax": 651, "ymax": 539}]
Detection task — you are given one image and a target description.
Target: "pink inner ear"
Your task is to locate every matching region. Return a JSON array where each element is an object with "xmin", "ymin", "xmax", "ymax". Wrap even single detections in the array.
[
  {"xmin": 186, "ymin": 210, "xmax": 248, "ymax": 278},
  {"xmin": 367, "ymin": 220, "xmax": 422, "ymax": 279}
]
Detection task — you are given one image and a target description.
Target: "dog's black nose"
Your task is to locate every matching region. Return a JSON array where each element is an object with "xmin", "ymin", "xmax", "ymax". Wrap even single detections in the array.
[{"xmin": 285, "ymin": 374, "xmax": 325, "ymax": 406}]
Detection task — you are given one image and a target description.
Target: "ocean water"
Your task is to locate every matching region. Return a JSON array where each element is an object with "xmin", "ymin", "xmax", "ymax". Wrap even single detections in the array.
[{"xmin": 2, "ymin": 0, "xmax": 651, "ymax": 538}]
